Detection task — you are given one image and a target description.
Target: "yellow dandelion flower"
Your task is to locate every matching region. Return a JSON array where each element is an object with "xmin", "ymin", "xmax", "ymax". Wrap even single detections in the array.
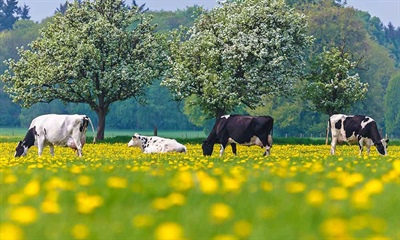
[
  {"xmin": 8, "ymin": 194, "xmax": 24, "ymax": 205},
  {"xmin": 306, "ymin": 189, "xmax": 324, "ymax": 206},
  {"xmin": 3, "ymin": 174, "xmax": 17, "ymax": 184},
  {"xmin": 233, "ymin": 220, "xmax": 252, "ymax": 238},
  {"xmin": 213, "ymin": 234, "xmax": 238, "ymax": 240},
  {"xmin": 285, "ymin": 181, "xmax": 306, "ymax": 193},
  {"xmin": 351, "ymin": 189, "xmax": 370, "ymax": 209},
  {"xmin": 329, "ymin": 187, "xmax": 348, "ymax": 200},
  {"xmin": 210, "ymin": 203, "xmax": 233, "ymax": 223},
  {"xmin": 152, "ymin": 197, "xmax": 171, "ymax": 211},
  {"xmin": 132, "ymin": 214, "xmax": 154, "ymax": 228},
  {"xmin": 71, "ymin": 224, "xmax": 89, "ymax": 240},
  {"xmin": 167, "ymin": 192, "xmax": 186, "ymax": 206},
  {"xmin": 77, "ymin": 175, "xmax": 93, "ymax": 186},
  {"xmin": 9, "ymin": 206, "xmax": 38, "ymax": 224},
  {"xmin": 41, "ymin": 200, "xmax": 61, "ymax": 214},
  {"xmin": 363, "ymin": 179, "xmax": 383, "ymax": 195},
  {"xmin": 106, "ymin": 176, "xmax": 128, "ymax": 189},
  {"xmin": 76, "ymin": 192, "xmax": 103, "ymax": 214},
  {"xmin": 222, "ymin": 176, "xmax": 241, "ymax": 193},
  {"xmin": 0, "ymin": 223, "xmax": 24, "ymax": 240},
  {"xmin": 197, "ymin": 172, "xmax": 219, "ymax": 194},
  {"xmin": 23, "ymin": 179, "xmax": 40, "ymax": 197},
  {"xmin": 261, "ymin": 181, "xmax": 273, "ymax": 192},
  {"xmin": 154, "ymin": 222, "xmax": 184, "ymax": 240},
  {"xmin": 170, "ymin": 171, "xmax": 194, "ymax": 191},
  {"xmin": 320, "ymin": 218, "xmax": 349, "ymax": 239}
]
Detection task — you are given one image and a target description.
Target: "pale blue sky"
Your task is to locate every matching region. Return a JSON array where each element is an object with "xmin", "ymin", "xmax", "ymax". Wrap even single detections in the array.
[{"xmin": 21, "ymin": 0, "xmax": 399, "ymax": 27}]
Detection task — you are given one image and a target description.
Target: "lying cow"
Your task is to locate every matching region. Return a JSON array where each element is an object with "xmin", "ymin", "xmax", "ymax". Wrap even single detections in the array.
[
  {"xmin": 202, "ymin": 114, "xmax": 274, "ymax": 156},
  {"xmin": 15, "ymin": 114, "xmax": 95, "ymax": 157},
  {"xmin": 128, "ymin": 133, "xmax": 187, "ymax": 153},
  {"xmin": 328, "ymin": 114, "xmax": 389, "ymax": 155}
]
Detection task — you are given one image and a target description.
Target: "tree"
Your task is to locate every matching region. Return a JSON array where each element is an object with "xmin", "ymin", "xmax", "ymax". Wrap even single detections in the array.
[
  {"xmin": 384, "ymin": 71, "xmax": 400, "ymax": 137},
  {"xmin": 1, "ymin": 0, "xmax": 168, "ymax": 139},
  {"xmin": 303, "ymin": 46, "xmax": 369, "ymax": 116},
  {"xmin": 162, "ymin": 0, "xmax": 313, "ymax": 120},
  {"xmin": 0, "ymin": 0, "xmax": 30, "ymax": 31}
]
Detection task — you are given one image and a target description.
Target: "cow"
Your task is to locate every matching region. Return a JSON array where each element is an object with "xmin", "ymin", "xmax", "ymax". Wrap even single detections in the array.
[
  {"xmin": 128, "ymin": 133, "xmax": 187, "ymax": 153},
  {"xmin": 328, "ymin": 114, "xmax": 389, "ymax": 155},
  {"xmin": 15, "ymin": 114, "xmax": 95, "ymax": 157},
  {"xmin": 202, "ymin": 114, "xmax": 274, "ymax": 156}
]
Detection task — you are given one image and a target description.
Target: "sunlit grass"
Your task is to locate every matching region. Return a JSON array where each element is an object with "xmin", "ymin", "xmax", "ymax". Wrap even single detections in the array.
[{"xmin": 1, "ymin": 142, "xmax": 399, "ymax": 239}]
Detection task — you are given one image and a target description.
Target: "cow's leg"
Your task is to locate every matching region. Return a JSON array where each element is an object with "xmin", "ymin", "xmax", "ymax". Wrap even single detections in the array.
[
  {"xmin": 49, "ymin": 144, "xmax": 54, "ymax": 156},
  {"xmin": 219, "ymin": 144, "xmax": 225, "ymax": 156},
  {"xmin": 358, "ymin": 138, "xmax": 364, "ymax": 155},
  {"xmin": 36, "ymin": 136, "xmax": 45, "ymax": 157},
  {"xmin": 219, "ymin": 138, "xmax": 229, "ymax": 157},
  {"xmin": 231, "ymin": 143, "xmax": 237, "ymax": 155},
  {"xmin": 71, "ymin": 132, "xmax": 83, "ymax": 157},
  {"xmin": 330, "ymin": 136, "xmax": 337, "ymax": 155}
]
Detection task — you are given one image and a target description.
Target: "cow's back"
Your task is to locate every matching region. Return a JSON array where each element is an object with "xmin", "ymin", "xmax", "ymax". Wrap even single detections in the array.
[
  {"xmin": 217, "ymin": 115, "xmax": 273, "ymax": 139},
  {"xmin": 30, "ymin": 114, "xmax": 85, "ymax": 145}
]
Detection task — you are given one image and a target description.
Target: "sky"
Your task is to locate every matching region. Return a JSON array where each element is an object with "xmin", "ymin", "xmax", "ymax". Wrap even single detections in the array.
[{"xmin": 20, "ymin": 0, "xmax": 400, "ymax": 27}]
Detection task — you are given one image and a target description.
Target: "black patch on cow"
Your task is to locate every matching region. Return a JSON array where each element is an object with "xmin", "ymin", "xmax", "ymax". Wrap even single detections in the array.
[
  {"xmin": 335, "ymin": 120, "xmax": 342, "ymax": 130},
  {"xmin": 80, "ymin": 117, "xmax": 89, "ymax": 132},
  {"xmin": 202, "ymin": 115, "xmax": 274, "ymax": 156},
  {"xmin": 15, "ymin": 126, "xmax": 37, "ymax": 157}
]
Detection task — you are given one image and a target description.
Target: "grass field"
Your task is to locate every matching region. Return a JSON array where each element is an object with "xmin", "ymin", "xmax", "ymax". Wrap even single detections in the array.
[{"xmin": 0, "ymin": 140, "xmax": 399, "ymax": 240}]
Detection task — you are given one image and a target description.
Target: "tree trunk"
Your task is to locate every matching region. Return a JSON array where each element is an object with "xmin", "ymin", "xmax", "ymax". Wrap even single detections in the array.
[
  {"xmin": 96, "ymin": 109, "xmax": 106, "ymax": 140},
  {"xmin": 215, "ymin": 108, "xmax": 226, "ymax": 122}
]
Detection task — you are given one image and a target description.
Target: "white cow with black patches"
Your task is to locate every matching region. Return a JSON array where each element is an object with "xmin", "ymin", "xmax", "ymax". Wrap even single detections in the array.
[{"xmin": 128, "ymin": 133, "xmax": 187, "ymax": 153}]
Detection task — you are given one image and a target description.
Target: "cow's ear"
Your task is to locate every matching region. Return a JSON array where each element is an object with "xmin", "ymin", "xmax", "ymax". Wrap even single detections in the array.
[{"xmin": 386, "ymin": 139, "xmax": 389, "ymax": 143}]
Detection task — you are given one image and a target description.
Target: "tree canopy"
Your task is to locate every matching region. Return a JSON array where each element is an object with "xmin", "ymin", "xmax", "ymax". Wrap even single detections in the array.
[
  {"xmin": 384, "ymin": 71, "xmax": 400, "ymax": 136},
  {"xmin": 303, "ymin": 46, "xmax": 369, "ymax": 116},
  {"xmin": 0, "ymin": 0, "xmax": 30, "ymax": 31},
  {"xmin": 0, "ymin": 0, "xmax": 168, "ymax": 139},
  {"xmin": 162, "ymin": 0, "xmax": 313, "ymax": 119}
]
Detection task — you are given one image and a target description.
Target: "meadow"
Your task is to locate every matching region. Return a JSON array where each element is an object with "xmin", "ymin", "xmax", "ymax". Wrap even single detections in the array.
[{"xmin": 0, "ymin": 140, "xmax": 399, "ymax": 240}]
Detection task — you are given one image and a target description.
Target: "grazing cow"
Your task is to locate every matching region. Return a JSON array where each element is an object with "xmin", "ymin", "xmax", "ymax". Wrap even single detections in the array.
[
  {"xmin": 15, "ymin": 114, "xmax": 95, "ymax": 157},
  {"xmin": 328, "ymin": 114, "xmax": 389, "ymax": 155},
  {"xmin": 202, "ymin": 115, "xmax": 274, "ymax": 156},
  {"xmin": 128, "ymin": 133, "xmax": 187, "ymax": 153}
]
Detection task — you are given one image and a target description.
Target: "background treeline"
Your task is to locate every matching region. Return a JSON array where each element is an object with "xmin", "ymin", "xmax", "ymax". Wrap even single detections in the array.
[{"xmin": 0, "ymin": 0, "xmax": 399, "ymax": 137}]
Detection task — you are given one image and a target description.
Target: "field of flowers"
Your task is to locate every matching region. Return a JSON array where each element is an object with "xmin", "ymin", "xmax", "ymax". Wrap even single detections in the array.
[{"xmin": 0, "ymin": 141, "xmax": 399, "ymax": 240}]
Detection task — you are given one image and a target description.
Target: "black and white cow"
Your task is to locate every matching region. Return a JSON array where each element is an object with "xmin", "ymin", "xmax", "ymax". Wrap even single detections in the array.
[
  {"xmin": 328, "ymin": 114, "xmax": 389, "ymax": 155},
  {"xmin": 202, "ymin": 114, "xmax": 274, "ymax": 156},
  {"xmin": 15, "ymin": 114, "xmax": 95, "ymax": 157},
  {"xmin": 128, "ymin": 133, "xmax": 187, "ymax": 153}
]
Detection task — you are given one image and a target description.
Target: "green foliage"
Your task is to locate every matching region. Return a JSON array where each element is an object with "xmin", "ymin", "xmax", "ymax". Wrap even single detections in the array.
[
  {"xmin": 304, "ymin": 46, "xmax": 368, "ymax": 116},
  {"xmin": 384, "ymin": 71, "xmax": 400, "ymax": 137},
  {"xmin": 0, "ymin": 0, "xmax": 30, "ymax": 31},
  {"xmin": 1, "ymin": 0, "xmax": 168, "ymax": 139},
  {"xmin": 163, "ymin": 0, "xmax": 313, "ymax": 119}
]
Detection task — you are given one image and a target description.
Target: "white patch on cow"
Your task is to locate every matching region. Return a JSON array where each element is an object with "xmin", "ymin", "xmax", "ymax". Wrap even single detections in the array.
[
  {"xmin": 228, "ymin": 136, "xmax": 263, "ymax": 147},
  {"xmin": 361, "ymin": 117, "xmax": 374, "ymax": 129},
  {"xmin": 221, "ymin": 115, "xmax": 231, "ymax": 119}
]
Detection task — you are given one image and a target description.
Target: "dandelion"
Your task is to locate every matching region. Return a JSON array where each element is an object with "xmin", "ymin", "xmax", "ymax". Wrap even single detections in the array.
[
  {"xmin": 329, "ymin": 187, "xmax": 348, "ymax": 200},
  {"xmin": 77, "ymin": 175, "xmax": 93, "ymax": 186},
  {"xmin": 197, "ymin": 171, "xmax": 219, "ymax": 194},
  {"xmin": 23, "ymin": 179, "xmax": 40, "ymax": 196},
  {"xmin": 167, "ymin": 192, "xmax": 186, "ymax": 206},
  {"xmin": 154, "ymin": 222, "xmax": 184, "ymax": 240},
  {"xmin": 71, "ymin": 224, "xmax": 89, "ymax": 239},
  {"xmin": 351, "ymin": 189, "xmax": 370, "ymax": 209},
  {"xmin": 306, "ymin": 189, "xmax": 324, "ymax": 206},
  {"xmin": 8, "ymin": 194, "xmax": 24, "ymax": 205},
  {"xmin": 213, "ymin": 234, "xmax": 238, "ymax": 240},
  {"xmin": 132, "ymin": 214, "xmax": 154, "ymax": 228},
  {"xmin": 320, "ymin": 218, "xmax": 349, "ymax": 239},
  {"xmin": 76, "ymin": 192, "xmax": 103, "ymax": 214},
  {"xmin": 9, "ymin": 206, "xmax": 38, "ymax": 224},
  {"xmin": 3, "ymin": 174, "xmax": 17, "ymax": 184},
  {"xmin": 106, "ymin": 176, "xmax": 128, "ymax": 189},
  {"xmin": 233, "ymin": 220, "xmax": 252, "ymax": 238},
  {"xmin": 363, "ymin": 179, "xmax": 383, "ymax": 195},
  {"xmin": 210, "ymin": 203, "xmax": 233, "ymax": 223},
  {"xmin": 285, "ymin": 181, "xmax": 306, "ymax": 193},
  {"xmin": 0, "ymin": 223, "xmax": 24, "ymax": 240},
  {"xmin": 261, "ymin": 181, "xmax": 273, "ymax": 192},
  {"xmin": 152, "ymin": 197, "xmax": 171, "ymax": 211}
]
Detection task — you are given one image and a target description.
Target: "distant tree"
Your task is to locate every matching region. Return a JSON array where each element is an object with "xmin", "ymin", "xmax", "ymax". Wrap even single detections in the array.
[
  {"xmin": 0, "ymin": 0, "xmax": 30, "ymax": 31},
  {"xmin": 162, "ymin": 0, "xmax": 312, "ymax": 120},
  {"xmin": 55, "ymin": 1, "xmax": 69, "ymax": 15},
  {"xmin": 303, "ymin": 46, "xmax": 369, "ymax": 116},
  {"xmin": 384, "ymin": 71, "xmax": 400, "ymax": 137},
  {"xmin": 1, "ymin": 0, "xmax": 168, "ymax": 139}
]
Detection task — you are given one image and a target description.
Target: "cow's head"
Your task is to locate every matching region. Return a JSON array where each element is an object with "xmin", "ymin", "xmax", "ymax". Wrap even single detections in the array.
[
  {"xmin": 375, "ymin": 139, "xmax": 389, "ymax": 155},
  {"xmin": 202, "ymin": 140, "xmax": 214, "ymax": 156},
  {"xmin": 128, "ymin": 133, "xmax": 146, "ymax": 148},
  {"xmin": 15, "ymin": 141, "xmax": 29, "ymax": 157}
]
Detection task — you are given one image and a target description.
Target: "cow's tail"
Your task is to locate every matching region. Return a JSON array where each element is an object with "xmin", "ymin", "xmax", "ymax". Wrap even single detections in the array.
[
  {"xmin": 325, "ymin": 117, "xmax": 330, "ymax": 145},
  {"xmin": 85, "ymin": 116, "xmax": 96, "ymax": 144}
]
